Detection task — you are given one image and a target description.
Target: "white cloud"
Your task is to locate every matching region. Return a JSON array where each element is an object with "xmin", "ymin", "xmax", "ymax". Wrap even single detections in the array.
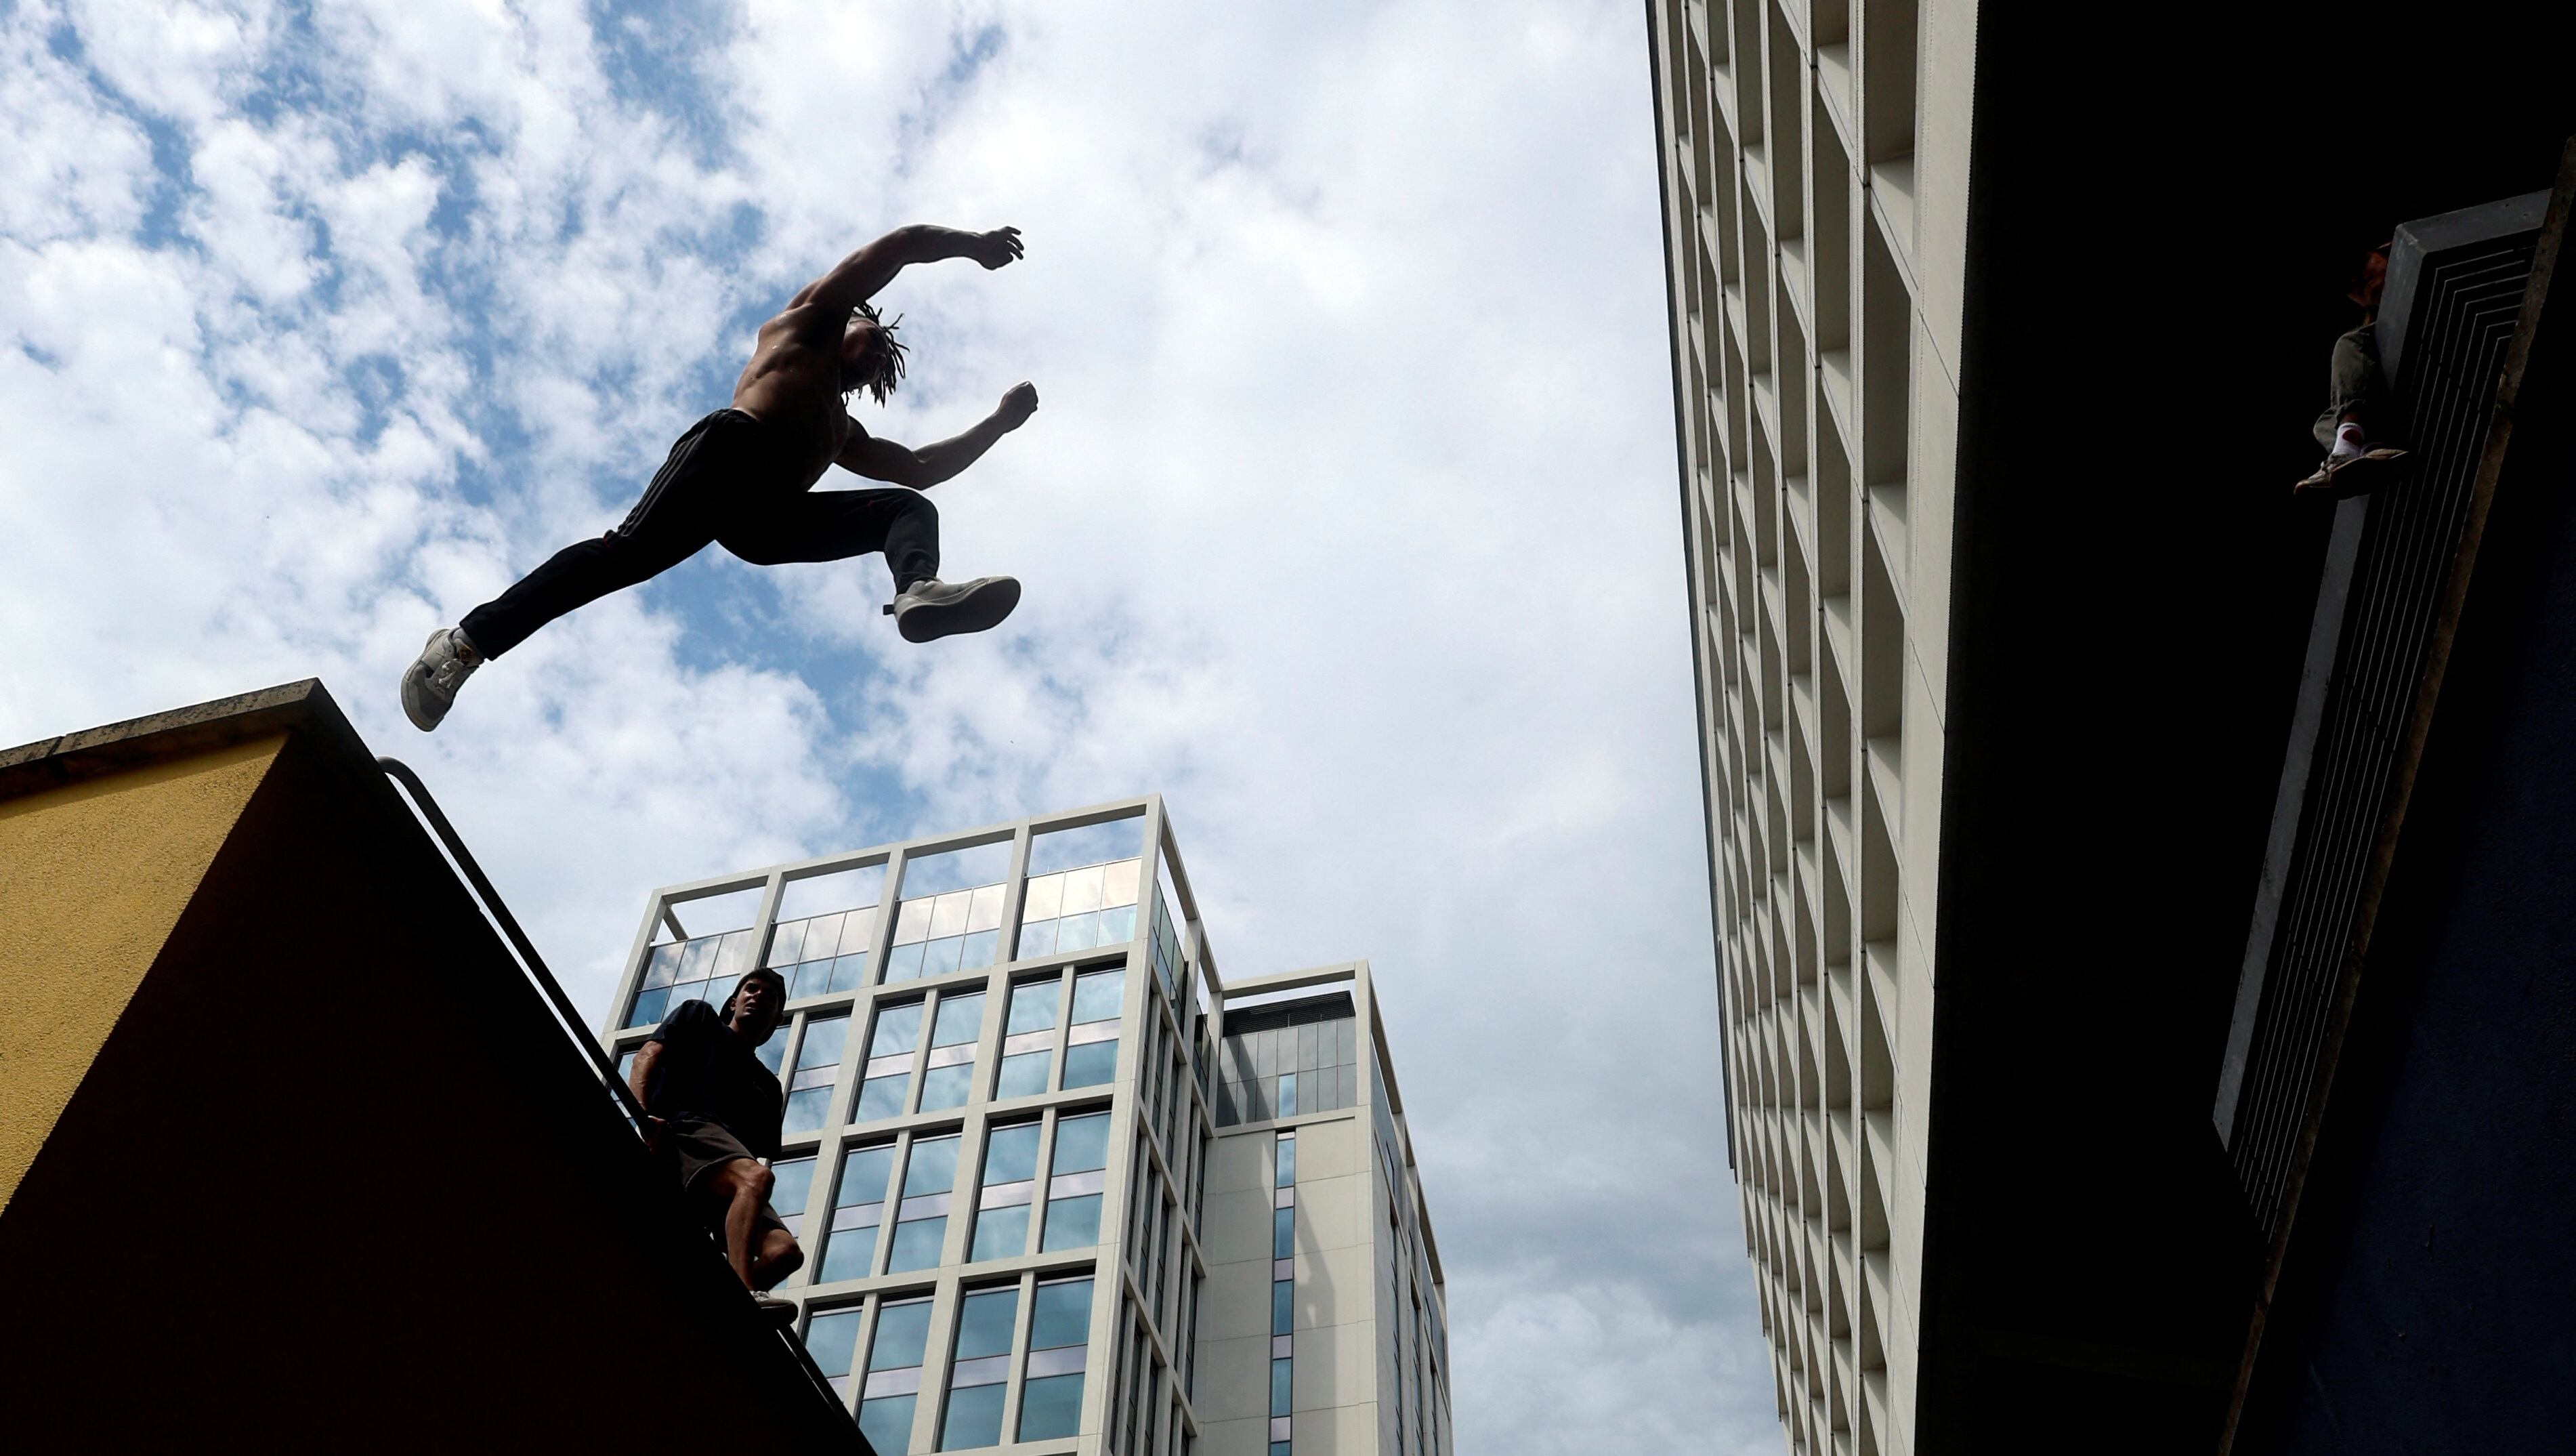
[{"xmin": 0, "ymin": 1, "xmax": 1775, "ymax": 1450}]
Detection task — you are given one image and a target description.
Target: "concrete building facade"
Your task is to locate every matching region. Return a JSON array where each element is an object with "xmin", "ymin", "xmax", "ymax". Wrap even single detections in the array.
[
  {"xmin": 600, "ymin": 799, "xmax": 1450, "ymax": 1456},
  {"xmin": 1645, "ymin": 2, "xmax": 1976, "ymax": 1451},
  {"xmin": 1647, "ymin": 2, "xmax": 2576, "ymax": 1451}
]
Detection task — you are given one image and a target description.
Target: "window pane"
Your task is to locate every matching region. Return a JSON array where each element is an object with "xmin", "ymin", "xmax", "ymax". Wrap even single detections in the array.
[
  {"xmin": 965, "ymin": 883, "xmax": 1005, "ymax": 934},
  {"xmin": 958, "ymin": 928, "xmax": 998, "ymax": 972},
  {"xmin": 1030, "ymin": 1278, "xmax": 1093, "ymax": 1348},
  {"xmin": 820, "ymin": 1222, "xmax": 879, "ymax": 1283},
  {"xmin": 1017, "ymin": 1373, "xmax": 1084, "ymax": 1442},
  {"xmin": 1278, "ymin": 1072, "xmax": 1297, "ymax": 1117},
  {"xmin": 755, "ymin": 1028, "xmax": 789, "ymax": 1075},
  {"xmin": 904, "ymin": 1136, "xmax": 961, "ymax": 1197},
  {"xmin": 872, "ymin": 1003, "xmax": 925, "ymax": 1057},
  {"xmin": 770, "ymin": 1157, "xmax": 816, "ymax": 1225},
  {"xmin": 1055, "ymin": 911, "xmax": 1098, "ymax": 952},
  {"xmin": 883, "ymin": 940, "xmax": 927, "ymax": 980},
  {"xmin": 1273, "ymin": 1207, "xmax": 1294, "ymax": 1260},
  {"xmin": 1051, "ymin": 1113, "xmax": 1111, "ymax": 1173},
  {"xmin": 783, "ymin": 1087, "xmax": 833, "ymax": 1135},
  {"xmin": 1063, "ymin": 1039, "xmax": 1117, "ymax": 1088},
  {"xmin": 840, "ymin": 1144, "xmax": 898, "ymax": 1207},
  {"xmin": 1040, "ymin": 1194, "xmax": 1102, "ymax": 1251},
  {"xmin": 856, "ymin": 1074, "xmax": 910, "ymax": 1122},
  {"xmin": 1016, "ymin": 916, "xmax": 1058, "ymax": 958},
  {"xmin": 931, "ymin": 993, "xmax": 986, "ymax": 1047},
  {"xmin": 1275, "ymin": 1136, "xmax": 1296, "ymax": 1188},
  {"xmin": 983, "ymin": 1123, "xmax": 1043, "ymax": 1184},
  {"xmin": 870, "ymin": 1299, "xmax": 935, "ymax": 1369},
  {"xmin": 1071, "ymin": 970, "xmax": 1122, "ymax": 1024},
  {"xmin": 916, "ymin": 1063, "xmax": 972, "ymax": 1112},
  {"xmin": 939, "ymin": 1382, "xmax": 1007, "ymax": 1451},
  {"xmin": 953, "ymin": 1287, "xmax": 1019, "ymax": 1360},
  {"xmin": 967, "ymin": 1203, "xmax": 1029, "ymax": 1262},
  {"xmin": 799, "ymin": 1014, "xmax": 850, "ymax": 1072},
  {"xmin": 1099, "ymin": 903, "xmax": 1138, "ymax": 944},
  {"xmin": 828, "ymin": 952, "xmax": 869, "ymax": 994},
  {"xmin": 1271, "ymin": 1357, "xmax": 1292, "ymax": 1417},
  {"xmin": 627, "ymin": 986, "xmax": 670, "ymax": 1028},
  {"xmin": 1273, "ymin": 1278, "xmax": 1293, "ymax": 1335},
  {"xmin": 1007, "ymin": 979, "xmax": 1061, "ymax": 1033},
  {"xmin": 994, "ymin": 1051, "xmax": 1051, "ymax": 1099},
  {"xmin": 804, "ymin": 1308, "xmax": 862, "ymax": 1374},
  {"xmin": 643, "ymin": 941, "xmax": 683, "ymax": 989},
  {"xmin": 859, "ymin": 1394, "xmax": 915, "ymax": 1456},
  {"xmin": 887, "ymin": 1216, "xmax": 947, "ymax": 1272}
]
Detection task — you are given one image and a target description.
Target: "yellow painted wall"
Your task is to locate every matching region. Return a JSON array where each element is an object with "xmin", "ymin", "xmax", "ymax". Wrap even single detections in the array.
[{"xmin": 0, "ymin": 736, "xmax": 283, "ymax": 1209}]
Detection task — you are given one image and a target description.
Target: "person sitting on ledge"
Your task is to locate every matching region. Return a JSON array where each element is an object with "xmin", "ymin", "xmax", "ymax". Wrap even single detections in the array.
[
  {"xmin": 401, "ymin": 222, "xmax": 1040, "ymax": 731},
  {"xmin": 2296, "ymin": 239, "xmax": 2411, "ymax": 493},
  {"xmin": 626, "ymin": 967, "xmax": 803, "ymax": 1317}
]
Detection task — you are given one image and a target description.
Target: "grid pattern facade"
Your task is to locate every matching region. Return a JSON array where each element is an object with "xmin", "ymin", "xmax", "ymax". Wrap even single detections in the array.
[
  {"xmin": 602, "ymin": 809, "xmax": 1450, "ymax": 1456},
  {"xmin": 1646, "ymin": 2, "xmax": 1977, "ymax": 1453},
  {"xmin": 605, "ymin": 803, "xmax": 1213, "ymax": 1456}
]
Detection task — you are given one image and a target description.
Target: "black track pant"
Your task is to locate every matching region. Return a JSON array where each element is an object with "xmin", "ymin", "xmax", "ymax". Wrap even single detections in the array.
[{"xmin": 461, "ymin": 409, "xmax": 939, "ymax": 658}]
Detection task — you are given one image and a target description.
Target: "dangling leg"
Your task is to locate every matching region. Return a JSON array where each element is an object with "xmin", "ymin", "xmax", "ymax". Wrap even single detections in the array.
[{"xmin": 721, "ymin": 486, "xmax": 1021, "ymax": 642}]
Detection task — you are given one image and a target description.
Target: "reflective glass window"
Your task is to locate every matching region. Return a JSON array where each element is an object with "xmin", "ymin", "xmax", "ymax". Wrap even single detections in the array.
[
  {"xmin": 1063, "ymin": 970, "xmax": 1122, "ymax": 1089},
  {"xmin": 1042, "ymin": 1110, "xmax": 1110, "ymax": 1251},
  {"xmin": 919, "ymin": 991, "xmax": 984, "ymax": 1113},
  {"xmin": 1017, "ymin": 1276, "xmax": 1093, "ymax": 1441},
  {"xmin": 938, "ymin": 1286, "xmax": 1019, "ymax": 1450},
  {"xmin": 770, "ymin": 1155, "xmax": 817, "ymax": 1239},
  {"xmin": 969, "ymin": 1121, "xmax": 1042, "ymax": 1263},
  {"xmin": 783, "ymin": 1013, "xmax": 849, "ymax": 1135},
  {"xmin": 863, "ymin": 1295, "xmax": 934, "ymax": 1455},
  {"xmin": 857, "ymin": 1001, "xmax": 925, "ymax": 1123},
  {"xmin": 804, "ymin": 1306, "xmax": 863, "ymax": 1399},
  {"xmin": 887, "ymin": 1133, "xmax": 960, "ymax": 1273},
  {"xmin": 820, "ymin": 1143, "xmax": 898, "ymax": 1283},
  {"xmin": 996, "ymin": 976, "xmax": 1061, "ymax": 1098},
  {"xmin": 887, "ymin": 841, "xmax": 1011, "ymax": 981}
]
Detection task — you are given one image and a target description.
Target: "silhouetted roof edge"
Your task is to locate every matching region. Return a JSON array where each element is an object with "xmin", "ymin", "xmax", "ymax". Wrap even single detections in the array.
[{"xmin": 0, "ymin": 679, "xmax": 370, "ymax": 803}]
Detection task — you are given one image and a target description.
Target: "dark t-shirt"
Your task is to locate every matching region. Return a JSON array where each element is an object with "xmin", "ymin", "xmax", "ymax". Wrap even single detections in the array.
[{"xmin": 644, "ymin": 1000, "xmax": 785, "ymax": 1160}]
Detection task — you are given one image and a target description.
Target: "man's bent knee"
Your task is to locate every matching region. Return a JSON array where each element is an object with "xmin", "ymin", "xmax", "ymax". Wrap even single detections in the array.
[{"xmin": 705, "ymin": 1156, "xmax": 773, "ymax": 1202}]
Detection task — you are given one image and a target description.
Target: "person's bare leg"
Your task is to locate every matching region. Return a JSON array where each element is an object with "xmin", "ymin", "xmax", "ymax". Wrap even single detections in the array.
[
  {"xmin": 704, "ymin": 1159, "xmax": 775, "ymax": 1289},
  {"xmin": 751, "ymin": 1228, "xmax": 805, "ymax": 1291}
]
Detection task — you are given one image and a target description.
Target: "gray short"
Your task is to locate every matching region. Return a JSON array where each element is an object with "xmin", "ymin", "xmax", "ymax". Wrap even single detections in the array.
[{"xmin": 664, "ymin": 1117, "xmax": 788, "ymax": 1241}]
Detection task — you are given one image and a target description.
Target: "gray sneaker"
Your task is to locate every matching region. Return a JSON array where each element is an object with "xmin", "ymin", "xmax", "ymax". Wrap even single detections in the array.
[
  {"xmin": 400, "ymin": 627, "xmax": 483, "ymax": 731},
  {"xmin": 883, "ymin": 576, "xmax": 1021, "ymax": 643}
]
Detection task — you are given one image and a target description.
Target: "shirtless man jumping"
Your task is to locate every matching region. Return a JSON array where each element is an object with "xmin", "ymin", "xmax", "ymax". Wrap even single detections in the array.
[{"xmin": 402, "ymin": 223, "xmax": 1036, "ymax": 731}]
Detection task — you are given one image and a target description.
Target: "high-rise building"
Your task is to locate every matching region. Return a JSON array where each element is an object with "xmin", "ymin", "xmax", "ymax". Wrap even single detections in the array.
[
  {"xmin": 599, "ymin": 799, "xmax": 1451, "ymax": 1456},
  {"xmin": 1644, "ymin": 5, "xmax": 1975, "ymax": 1451},
  {"xmin": 1646, "ymin": 2, "xmax": 2576, "ymax": 1452}
]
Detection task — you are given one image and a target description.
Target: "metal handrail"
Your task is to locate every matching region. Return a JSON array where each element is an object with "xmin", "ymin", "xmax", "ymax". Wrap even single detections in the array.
[
  {"xmin": 377, "ymin": 757, "xmax": 867, "ymax": 1450},
  {"xmin": 379, "ymin": 756, "xmax": 650, "ymax": 1126}
]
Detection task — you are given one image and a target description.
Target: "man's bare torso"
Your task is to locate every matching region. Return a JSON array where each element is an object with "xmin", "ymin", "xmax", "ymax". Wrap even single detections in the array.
[{"xmin": 728, "ymin": 303, "xmax": 853, "ymax": 487}]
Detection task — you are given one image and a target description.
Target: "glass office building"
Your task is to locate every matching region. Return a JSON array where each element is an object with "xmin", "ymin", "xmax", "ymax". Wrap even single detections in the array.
[{"xmin": 600, "ymin": 799, "xmax": 1450, "ymax": 1456}]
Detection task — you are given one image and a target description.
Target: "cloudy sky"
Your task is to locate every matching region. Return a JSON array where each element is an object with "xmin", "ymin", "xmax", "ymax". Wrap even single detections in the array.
[{"xmin": 0, "ymin": 1, "xmax": 1775, "ymax": 1449}]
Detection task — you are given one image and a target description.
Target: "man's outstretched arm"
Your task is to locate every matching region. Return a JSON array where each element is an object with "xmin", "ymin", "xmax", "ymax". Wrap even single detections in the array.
[
  {"xmin": 792, "ymin": 225, "xmax": 1023, "ymax": 314},
  {"xmin": 839, "ymin": 383, "xmax": 1038, "ymax": 489}
]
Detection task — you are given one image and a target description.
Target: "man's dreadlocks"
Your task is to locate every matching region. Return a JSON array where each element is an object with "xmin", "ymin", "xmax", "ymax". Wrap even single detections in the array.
[{"xmin": 845, "ymin": 300, "xmax": 910, "ymax": 406}]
